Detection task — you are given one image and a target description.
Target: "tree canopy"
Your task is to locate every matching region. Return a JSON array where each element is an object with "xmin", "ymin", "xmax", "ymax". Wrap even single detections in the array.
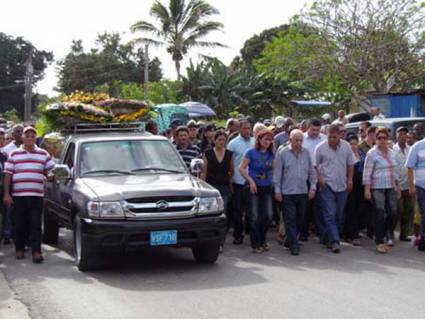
[
  {"xmin": 0, "ymin": 32, "xmax": 53, "ymax": 115},
  {"xmin": 57, "ymin": 32, "xmax": 162, "ymax": 94}
]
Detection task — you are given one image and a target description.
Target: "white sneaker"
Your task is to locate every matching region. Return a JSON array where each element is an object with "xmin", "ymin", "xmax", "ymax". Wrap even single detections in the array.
[{"xmin": 387, "ymin": 239, "xmax": 394, "ymax": 247}]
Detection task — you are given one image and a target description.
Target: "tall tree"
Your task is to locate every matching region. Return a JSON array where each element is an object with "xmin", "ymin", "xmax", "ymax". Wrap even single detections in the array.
[
  {"xmin": 130, "ymin": 0, "xmax": 225, "ymax": 80},
  {"xmin": 0, "ymin": 33, "xmax": 53, "ymax": 115},
  {"xmin": 57, "ymin": 33, "xmax": 162, "ymax": 94}
]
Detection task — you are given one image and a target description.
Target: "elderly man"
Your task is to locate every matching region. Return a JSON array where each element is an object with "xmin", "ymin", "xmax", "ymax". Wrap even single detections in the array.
[
  {"xmin": 3, "ymin": 127, "xmax": 55, "ymax": 263},
  {"xmin": 274, "ymin": 130, "xmax": 316, "ymax": 255},
  {"xmin": 332, "ymin": 110, "xmax": 347, "ymax": 125},
  {"xmin": 315, "ymin": 124, "xmax": 356, "ymax": 253}
]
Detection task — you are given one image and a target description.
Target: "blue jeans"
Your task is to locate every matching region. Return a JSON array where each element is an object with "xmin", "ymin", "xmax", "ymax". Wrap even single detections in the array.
[
  {"xmin": 415, "ymin": 187, "xmax": 425, "ymax": 239},
  {"xmin": 1, "ymin": 205, "xmax": 12, "ymax": 240},
  {"xmin": 249, "ymin": 186, "xmax": 273, "ymax": 248},
  {"xmin": 283, "ymin": 194, "xmax": 308, "ymax": 249},
  {"xmin": 319, "ymin": 185, "xmax": 348, "ymax": 245},
  {"xmin": 371, "ymin": 189, "xmax": 397, "ymax": 245}
]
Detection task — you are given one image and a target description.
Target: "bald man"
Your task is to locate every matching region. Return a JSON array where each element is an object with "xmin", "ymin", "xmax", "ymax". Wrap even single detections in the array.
[{"xmin": 273, "ymin": 129, "xmax": 317, "ymax": 256}]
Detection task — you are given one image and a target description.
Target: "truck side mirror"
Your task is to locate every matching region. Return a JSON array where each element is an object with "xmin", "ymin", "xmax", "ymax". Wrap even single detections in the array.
[
  {"xmin": 54, "ymin": 164, "xmax": 72, "ymax": 181},
  {"xmin": 190, "ymin": 158, "xmax": 204, "ymax": 175}
]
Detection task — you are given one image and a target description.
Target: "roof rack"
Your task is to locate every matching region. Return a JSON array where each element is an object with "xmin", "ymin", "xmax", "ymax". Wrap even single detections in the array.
[{"xmin": 61, "ymin": 122, "xmax": 146, "ymax": 134}]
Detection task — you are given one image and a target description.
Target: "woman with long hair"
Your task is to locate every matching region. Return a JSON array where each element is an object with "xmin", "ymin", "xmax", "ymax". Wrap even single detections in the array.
[
  {"xmin": 201, "ymin": 131, "xmax": 234, "ymax": 222},
  {"xmin": 239, "ymin": 130, "xmax": 275, "ymax": 253},
  {"xmin": 363, "ymin": 127, "xmax": 401, "ymax": 253}
]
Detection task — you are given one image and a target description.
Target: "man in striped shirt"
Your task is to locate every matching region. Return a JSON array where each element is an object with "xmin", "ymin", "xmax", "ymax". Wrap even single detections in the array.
[
  {"xmin": 175, "ymin": 126, "xmax": 201, "ymax": 169},
  {"xmin": 3, "ymin": 126, "xmax": 55, "ymax": 263}
]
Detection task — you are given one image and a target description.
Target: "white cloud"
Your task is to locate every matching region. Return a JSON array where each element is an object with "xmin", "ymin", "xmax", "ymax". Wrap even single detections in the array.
[{"xmin": 0, "ymin": 0, "xmax": 311, "ymax": 95}]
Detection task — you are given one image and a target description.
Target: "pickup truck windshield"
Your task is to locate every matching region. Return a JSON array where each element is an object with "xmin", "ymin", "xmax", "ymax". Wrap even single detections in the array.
[{"xmin": 79, "ymin": 140, "xmax": 186, "ymax": 177}]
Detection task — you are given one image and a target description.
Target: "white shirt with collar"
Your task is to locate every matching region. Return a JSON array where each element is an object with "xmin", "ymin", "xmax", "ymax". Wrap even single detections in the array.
[
  {"xmin": 302, "ymin": 132, "xmax": 326, "ymax": 162},
  {"xmin": 393, "ymin": 142, "xmax": 410, "ymax": 191}
]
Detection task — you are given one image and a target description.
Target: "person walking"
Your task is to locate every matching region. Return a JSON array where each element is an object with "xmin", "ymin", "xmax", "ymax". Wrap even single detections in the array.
[
  {"xmin": 274, "ymin": 129, "xmax": 316, "ymax": 255},
  {"xmin": 300, "ymin": 118, "xmax": 326, "ymax": 242},
  {"xmin": 315, "ymin": 124, "xmax": 356, "ymax": 253},
  {"xmin": 406, "ymin": 131, "xmax": 425, "ymax": 251},
  {"xmin": 239, "ymin": 130, "xmax": 274, "ymax": 253},
  {"xmin": 227, "ymin": 119, "xmax": 254, "ymax": 245},
  {"xmin": 3, "ymin": 126, "xmax": 55, "ymax": 263},
  {"xmin": 393, "ymin": 127, "xmax": 413, "ymax": 242},
  {"xmin": 201, "ymin": 131, "xmax": 234, "ymax": 228},
  {"xmin": 363, "ymin": 127, "xmax": 401, "ymax": 253},
  {"xmin": 344, "ymin": 134, "xmax": 364, "ymax": 246},
  {"xmin": 174, "ymin": 126, "xmax": 201, "ymax": 169}
]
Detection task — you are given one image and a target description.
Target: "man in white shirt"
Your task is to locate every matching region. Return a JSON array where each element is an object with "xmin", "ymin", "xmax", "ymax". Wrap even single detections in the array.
[
  {"xmin": 300, "ymin": 118, "xmax": 327, "ymax": 242},
  {"xmin": 371, "ymin": 107, "xmax": 386, "ymax": 120},
  {"xmin": 393, "ymin": 127, "xmax": 413, "ymax": 241}
]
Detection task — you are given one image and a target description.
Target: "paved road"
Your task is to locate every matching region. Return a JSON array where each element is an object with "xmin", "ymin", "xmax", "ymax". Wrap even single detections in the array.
[{"xmin": 0, "ymin": 230, "xmax": 424, "ymax": 319}]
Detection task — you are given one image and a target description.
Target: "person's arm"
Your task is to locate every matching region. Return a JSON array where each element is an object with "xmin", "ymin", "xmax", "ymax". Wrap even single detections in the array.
[
  {"xmin": 3, "ymin": 173, "xmax": 13, "ymax": 206},
  {"xmin": 229, "ymin": 154, "xmax": 234, "ymax": 177},
  {"xmin": 314, "ymin": 147, "xmax": 326, "ymax": 189},
  {"xmin": 347, "ymin": 165, "xmax": 354, "ymax": 192},
  {"xmin": 273, "ymin": 150, "xmax": 283, "ymax": 202},
  {"xmin": 362, "ymin": 152, "xmax": 374, "ymax": 200},
  {"xmin": 200, "ymin": 154, "xmax": 208, "ymax": 181},
  {"xmin": 239, "ymin": 156, "xmax": 257, "ymax": 194},
  {"xmin": 406, "ymin": 146, "xmax": 417, "ymax": 197},
  {"xmin": 308, "ymin": 153, "xmax": 317, "ymax": 199},
  {"xmin": 408, "ymin": 168, "xmax": 416, "ymax": 197}
]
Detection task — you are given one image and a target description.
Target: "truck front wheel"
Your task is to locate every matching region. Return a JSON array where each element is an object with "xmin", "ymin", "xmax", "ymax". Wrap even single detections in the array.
[
  {"xmin": 73, "ymin": 214, "xmax": 101, "ymax": 271},
  {"xmin": 192, "ymin": 242, "xmax": 220, "ymax": 264}
]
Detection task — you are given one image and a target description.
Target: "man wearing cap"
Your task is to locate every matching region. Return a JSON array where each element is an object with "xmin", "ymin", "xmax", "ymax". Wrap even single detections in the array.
[
  {"xmin": 393, "ymin": 127, "xmax": 413, "ymax": 241},
  {"xmin": 3, "ymin": 126, "xmax": 55, "ymax": 263}
]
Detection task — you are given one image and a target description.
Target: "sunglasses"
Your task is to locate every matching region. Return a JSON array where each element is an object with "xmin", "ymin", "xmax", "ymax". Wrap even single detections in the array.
[{"xmin": 377, "ymin": 136, "xmax": 388, "ymax": 140}]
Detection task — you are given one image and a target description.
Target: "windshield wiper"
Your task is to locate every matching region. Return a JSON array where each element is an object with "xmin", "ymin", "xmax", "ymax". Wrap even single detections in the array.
[
  {"xmin": 131, "ymin": 167, "xmax": 185, "ymax": 174},
  {"xmin": 83, "ymin": 169, "xmax": 134, "ymax": 176}
]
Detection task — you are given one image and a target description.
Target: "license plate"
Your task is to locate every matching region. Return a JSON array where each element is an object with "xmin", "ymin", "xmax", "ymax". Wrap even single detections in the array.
[{"xmin": 150, "ymin": 230, "xmax": 177, "ymax": 246}]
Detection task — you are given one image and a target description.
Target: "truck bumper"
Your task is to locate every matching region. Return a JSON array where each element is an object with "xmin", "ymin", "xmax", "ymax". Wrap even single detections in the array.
[{"xmin": 80, "ymin": 214, "xmax": 227, "ymax": 252}]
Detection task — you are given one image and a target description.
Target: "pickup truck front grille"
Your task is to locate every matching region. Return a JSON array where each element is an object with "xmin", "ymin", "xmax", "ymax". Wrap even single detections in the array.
[{"xmin": 122, "ymin": 197, "xmax": 198, "ymax": 220}]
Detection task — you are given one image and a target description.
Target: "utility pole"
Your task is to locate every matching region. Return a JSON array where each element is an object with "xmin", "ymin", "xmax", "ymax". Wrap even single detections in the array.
[
  {"xmin": 24, "ymin": 49, "xmax": 33, "ymax": 122},
  {"xmin": 143, "ymin": 44, "xmax": 149, "ymax": 100}
]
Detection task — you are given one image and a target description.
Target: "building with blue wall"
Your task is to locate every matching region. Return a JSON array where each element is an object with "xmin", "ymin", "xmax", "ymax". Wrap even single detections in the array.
[{"xmin": 367, "ymin": 90, "xmax": 425, "ymax": 118}]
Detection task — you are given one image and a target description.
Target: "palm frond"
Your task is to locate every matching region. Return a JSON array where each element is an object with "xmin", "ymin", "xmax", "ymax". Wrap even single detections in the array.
[
  {"xmin": 186, "ymin": 21, "xmax": 224, "ymax": 38},
  {"xmin": 185, "ymin": 39, "xmax": 227, "ymax": 48},
  {"xmin": 169, "ymin": 0, "xmax": 186, "ymax": 27},
  {"xmin": 180, "ymin": 0, "xmax": 220, "ymax": 33},
  {"xmin": 133, "ymin": 37, "xmax": 164, "ymax": 47},
  {"xmin": 150, "ymin": 1, "xmax": 172, "ymax": 33},
  {"xmin": 130, "ymin": 21, "xmax": 163, "ymax": 37}
]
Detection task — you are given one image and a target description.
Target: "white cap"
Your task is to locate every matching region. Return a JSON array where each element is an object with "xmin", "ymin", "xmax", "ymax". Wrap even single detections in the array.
[
  {"xmin": 322, "ymin": 113, "xmax": 331, "ymax": 121},
  {"xmin": 274, "ymin": 116, "xmax": 285, "ymax": 128}
]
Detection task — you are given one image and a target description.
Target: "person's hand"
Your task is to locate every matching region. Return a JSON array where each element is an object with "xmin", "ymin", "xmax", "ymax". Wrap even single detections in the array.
[
  {"xmin": 308, "ymin": 189, "xmax": 316, "ymax": 200},
  {"xmin": 364, "ymin": 188, "xmax": 372, "ymax": 201},
  {"xmin": 249, "ymin": 181, "xmax": 257, "ymax": 194},
  {"xmin": 347, "ymin": 180, "xmax": 353, "ymax": 193},
  {"xmin": 3, "ymin": 193, "xmax": 13, "ymax": 207},
  {"xmin": 275, "ymin": 192, "xmax": 282, "ymax": 202},
  {"xmin": 409, "ymin": 185, "xmax": 416, "ymax": 198},
  {"xmin": 318, "ymin": 177, "xmax": 326, "ymax": 189}
]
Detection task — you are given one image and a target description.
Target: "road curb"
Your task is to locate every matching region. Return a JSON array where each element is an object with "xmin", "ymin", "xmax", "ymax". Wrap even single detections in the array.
[{"xmin": 0, "ymin": 268, "xmax": 31, "ymax": 319}]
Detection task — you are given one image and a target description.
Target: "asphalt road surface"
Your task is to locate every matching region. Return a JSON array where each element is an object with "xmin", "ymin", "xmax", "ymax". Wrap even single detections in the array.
[{"xmin": 1, "ymin": 230, "xmax": 424, "ymax": 319}]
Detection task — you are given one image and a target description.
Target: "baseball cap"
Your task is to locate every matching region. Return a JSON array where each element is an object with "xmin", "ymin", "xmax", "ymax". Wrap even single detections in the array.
[
  {"xmin": 23, "ymin": 126, "xmax": 37, "ymax": 134},
  {"xmin": 322, "ymin": 113, "xmax": 331, "ymax": 121},
  {"xmin": 396, "ymin": 126, "xmax": 408, "ymax": 133},
  {"xmin": 187, "ymin": 119, "xmax": 198, "ymax": 128},
  {"xmin": 274, "ymin": 116, "xmax": 285, "ymax": 128}
]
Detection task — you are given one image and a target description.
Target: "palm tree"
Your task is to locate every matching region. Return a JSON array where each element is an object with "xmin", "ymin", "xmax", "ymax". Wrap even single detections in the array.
[{"xmin": 131, "ymin": 0, "xmax": 225, "ymax": 80}]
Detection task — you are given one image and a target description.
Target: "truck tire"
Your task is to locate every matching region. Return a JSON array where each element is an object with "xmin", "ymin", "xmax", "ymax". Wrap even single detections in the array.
[
  {"xmin": 192, "ymin": 242, "xmax": 220, "ymax": 264},
  {"xmin": 42, "ymin": 203, "xmax": 59, "ymax": 244},
  {"xmin": 73, "ymin": 214, "xmax": 101, "ymax": 271}
]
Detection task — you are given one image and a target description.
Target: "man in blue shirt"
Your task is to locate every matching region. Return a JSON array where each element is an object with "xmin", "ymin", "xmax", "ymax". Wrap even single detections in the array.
[
  {"xmin": 406, "ymin": 138, "xmax": 425, "ymax": 251},
  {"xmin": 227, "ymin": 119, "xmax": 254, "ymax": 244}
]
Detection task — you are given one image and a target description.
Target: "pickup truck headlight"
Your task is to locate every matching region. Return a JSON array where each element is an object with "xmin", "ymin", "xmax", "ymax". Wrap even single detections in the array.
[
  {"xmin": 87, "ymin": 201, "xmax": 124, "ymax": 219},
  {"xmin": 197, "ymin": 197, "xmax": 224, "ymax": 214}
]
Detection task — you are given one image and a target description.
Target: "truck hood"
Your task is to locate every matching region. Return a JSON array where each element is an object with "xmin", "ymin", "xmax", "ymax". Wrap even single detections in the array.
[{"xmin": 81, "ymin": 173, "xmax": 219, "ymax": 201}]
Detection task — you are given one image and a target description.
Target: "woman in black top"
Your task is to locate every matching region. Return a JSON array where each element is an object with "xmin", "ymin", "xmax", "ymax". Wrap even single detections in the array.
[{"xmin": 201, "ymin": 131, "xmax": 234, "ymax": 216}]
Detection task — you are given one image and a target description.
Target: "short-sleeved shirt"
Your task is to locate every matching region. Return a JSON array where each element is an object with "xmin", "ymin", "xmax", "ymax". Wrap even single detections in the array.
[
  {"xmin": 4, "ymin": 146, "xmax": 55, "ymax": 197},
  {"xmin": 302, "ymin": 132, "xmax": 326, "ymax": 162},
  {"xmin": 393, "ymin": 143, "xmax": 410, "ymax": 190},
  {"xmin": 406, "ymin": 139, "xmax": 425, "ymax": 189},
  {"xmin": 227, "ymin": 135, "xmax": 255, "ymax": 185},
  {"xmin": 362, "ymin": 146, "xmax": 399, "ymax": 189},
  {"xmin": 314, "ymin": 139, "xmax": 357, "ymax": 192},
  {"xmin": 245, "ymin": 148, "xmax": 274, "ymax": 187},
  {"xmin": 176, "ymin": 144, "xmax": 201, "ymax": 169}
]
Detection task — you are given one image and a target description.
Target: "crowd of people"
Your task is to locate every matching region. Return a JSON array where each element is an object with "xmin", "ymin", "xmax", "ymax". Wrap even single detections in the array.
[
  {"xmin": 145, "ymin": 110, "xmax": 425, "ymax": 256},
  {"xmin": 1, "ymin": 109, "xmax": 425, "ymax": 263}
]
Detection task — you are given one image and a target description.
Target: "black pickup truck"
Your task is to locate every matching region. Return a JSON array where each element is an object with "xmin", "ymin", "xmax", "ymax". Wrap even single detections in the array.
[{"xmin": 43, "ymin": 124, "xmax": 226, "ymax": 271}]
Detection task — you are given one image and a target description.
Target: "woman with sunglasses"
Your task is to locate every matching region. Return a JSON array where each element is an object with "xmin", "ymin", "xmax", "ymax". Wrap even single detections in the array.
[
  {"xmin": 239, "ymin": 130, "xmax": 275, "ymax": 253},
  {"xmin": 363, "ymin": 127, "xmax": 401, "ymax": 253}
]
